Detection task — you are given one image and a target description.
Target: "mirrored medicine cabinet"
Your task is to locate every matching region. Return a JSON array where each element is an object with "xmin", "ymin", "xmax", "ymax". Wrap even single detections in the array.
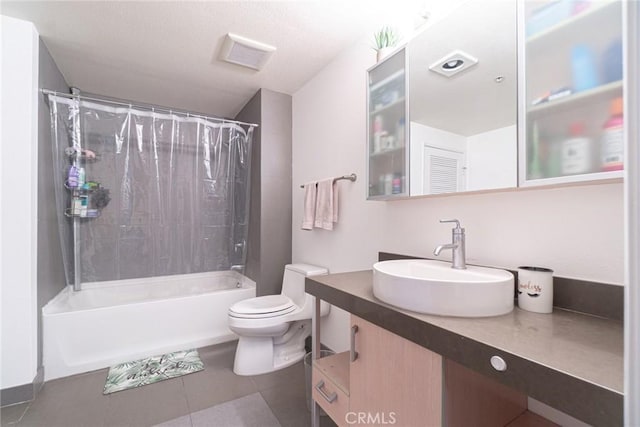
[{"xmin": 367, "ymin": 0, "xmax": 624, "ymax": 200}]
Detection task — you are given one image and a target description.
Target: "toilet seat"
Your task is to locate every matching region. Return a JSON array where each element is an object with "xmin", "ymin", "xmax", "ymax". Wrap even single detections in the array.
[{"xmin": 229, "ymin": 295, "xmax": 297, "ymax": 319}]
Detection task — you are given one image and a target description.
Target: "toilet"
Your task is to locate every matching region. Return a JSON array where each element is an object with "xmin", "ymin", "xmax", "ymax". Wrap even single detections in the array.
[{"xmin": 228, "ymin": 263, "xmax": 330, "ymax": 376}]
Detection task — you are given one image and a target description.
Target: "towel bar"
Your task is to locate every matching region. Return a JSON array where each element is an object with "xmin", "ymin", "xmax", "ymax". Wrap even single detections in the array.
[{"xmin": 300, "ymin": 173, "xmax": 357, "ymax": 189}]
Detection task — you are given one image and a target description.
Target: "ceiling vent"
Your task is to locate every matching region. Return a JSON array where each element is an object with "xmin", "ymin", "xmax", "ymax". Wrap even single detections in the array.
[
  {"xmin": 429, "ymin": 50, "xmax": 478, "ymax": 78},
  {"xmin": 219, "ymin": 33, "xmax": 276, "ymax": 71}
]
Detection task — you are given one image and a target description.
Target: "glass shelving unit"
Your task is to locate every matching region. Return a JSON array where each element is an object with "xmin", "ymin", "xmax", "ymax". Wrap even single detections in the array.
[
  {"xmin": 519, "ymin": 0, "xmax": 624, "ymax": 186},
  {"xmin": 367, "ymin": 48, "xmax": 409, "ymax": 199}
]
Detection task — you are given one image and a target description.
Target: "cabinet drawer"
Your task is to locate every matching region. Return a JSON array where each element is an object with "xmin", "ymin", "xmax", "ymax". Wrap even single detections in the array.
[{"xmin": 312, "ymin": 366, "xmax": 349, "ymax": 426}]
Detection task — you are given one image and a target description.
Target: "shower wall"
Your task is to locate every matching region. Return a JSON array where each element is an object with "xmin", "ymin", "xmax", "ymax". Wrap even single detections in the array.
[{"xmin": 235, "ymin": 89, "xmax": 292, "ymax": 296}]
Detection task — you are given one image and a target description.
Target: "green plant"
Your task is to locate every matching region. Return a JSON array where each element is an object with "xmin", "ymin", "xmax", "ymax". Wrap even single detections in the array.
[{"xmin": 373, "ymin": 26, "xmax": 399, "ymax": 50}]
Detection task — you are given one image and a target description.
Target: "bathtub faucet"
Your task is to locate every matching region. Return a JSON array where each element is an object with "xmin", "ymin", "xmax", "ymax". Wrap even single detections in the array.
[{"xmin": 231, "ymin": 265, "xmax": 245, "ymax": 273}]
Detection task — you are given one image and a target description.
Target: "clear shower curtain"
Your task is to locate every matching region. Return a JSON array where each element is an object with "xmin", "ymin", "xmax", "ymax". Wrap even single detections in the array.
[{"xmin": 49, "ymin": 95, "xmax": 253, "ymax": 285}]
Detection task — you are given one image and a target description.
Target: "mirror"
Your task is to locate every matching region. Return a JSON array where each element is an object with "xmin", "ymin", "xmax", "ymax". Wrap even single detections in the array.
[{"xmin": 407, "ymin": 1, "xmax": 517, "ymax": 196}]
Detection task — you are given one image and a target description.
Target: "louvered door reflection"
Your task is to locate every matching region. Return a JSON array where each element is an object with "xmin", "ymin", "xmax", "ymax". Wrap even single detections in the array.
[{"xmin": 423, "ymin": 145, "xmax": 465, "ymax": 194}]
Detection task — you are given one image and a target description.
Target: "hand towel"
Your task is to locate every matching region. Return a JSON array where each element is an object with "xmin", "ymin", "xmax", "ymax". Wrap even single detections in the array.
[
  {"xmin": 301, "ymin": 182, "xmax": 317, "ymax": 230},
  {"xmin": 332, "ymin": 179, "xmax": 339, "ymax": 223},
  {"xmin": 314, "ymin": 179, "xmax": 335, "ymax": 231}
]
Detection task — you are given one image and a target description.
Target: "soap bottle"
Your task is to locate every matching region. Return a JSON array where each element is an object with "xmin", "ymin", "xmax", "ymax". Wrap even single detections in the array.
[
  {"xmin": 601, "ymin": 97, "xmax": 623, "ymax": 171},
  {"xmin": 561, "ymin": 122, "xmax": 593, "ymax": 175}
]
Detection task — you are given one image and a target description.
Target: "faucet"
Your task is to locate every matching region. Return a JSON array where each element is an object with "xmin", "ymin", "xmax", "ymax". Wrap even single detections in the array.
[{"xmin": 433, "ymin": 219, "xmax": 466, "ymax": 269}]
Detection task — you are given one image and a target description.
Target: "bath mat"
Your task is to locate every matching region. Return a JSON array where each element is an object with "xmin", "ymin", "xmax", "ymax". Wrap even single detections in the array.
[{"xmin": 103, "ymin": 349, "xmax": 203, "ymax": 394}]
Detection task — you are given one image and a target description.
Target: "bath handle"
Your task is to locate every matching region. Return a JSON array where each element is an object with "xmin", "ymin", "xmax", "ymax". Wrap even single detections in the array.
[
  {"xmin": 350, "ymin": 325, "xmax": 359, "ymax": 362},
  {"xmin": 314, "ymin": 380, "xmax": 337, "ymax": 403}
]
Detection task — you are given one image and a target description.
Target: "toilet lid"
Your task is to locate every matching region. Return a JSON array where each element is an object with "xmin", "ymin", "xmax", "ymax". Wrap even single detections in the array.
[{"xmin": 229, "ymin": 295, "xmax": 295, "ymax": 316}]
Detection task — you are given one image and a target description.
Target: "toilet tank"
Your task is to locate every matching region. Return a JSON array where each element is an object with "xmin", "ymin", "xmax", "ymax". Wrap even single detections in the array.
[{"xmin": 281, "ymin": 264, "xmax": 328, "ymax": 308}]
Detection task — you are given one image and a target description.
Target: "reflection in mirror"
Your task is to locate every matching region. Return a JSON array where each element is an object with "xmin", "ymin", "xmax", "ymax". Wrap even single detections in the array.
[{"xmin": 408, "ymin": 1, "xmax": 517, "ymax": 196}]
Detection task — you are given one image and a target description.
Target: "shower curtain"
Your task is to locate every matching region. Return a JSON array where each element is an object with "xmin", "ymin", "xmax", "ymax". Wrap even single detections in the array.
[{"xmin": 49, "ymin": 95, "xmax": 253, "ymax": 285}]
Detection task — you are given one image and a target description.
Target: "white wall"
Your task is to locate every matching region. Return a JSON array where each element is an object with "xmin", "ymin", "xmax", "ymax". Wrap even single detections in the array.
[
  {"xmin": 292, "ymin": 38, "xmax": 624, "ymax": 355},
  {"xmin": 466, "ymin": 124, "xmax": 517, "ymax": 191},
  {"xmin": 1, "ymin": 15, "xmax": 40, "ymax": 389}
]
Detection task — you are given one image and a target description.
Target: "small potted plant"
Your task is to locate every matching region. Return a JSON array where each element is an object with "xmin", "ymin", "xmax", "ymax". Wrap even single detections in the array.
[{"xmin": 373, "ymin": 26, "xmax": 399, "ymax": 62}]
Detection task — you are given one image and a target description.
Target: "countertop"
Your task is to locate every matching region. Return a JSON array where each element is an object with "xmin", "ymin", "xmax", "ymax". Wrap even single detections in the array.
[{"xmin": 306, "ymin": 270, "xmax": 624, "ymax": 427}]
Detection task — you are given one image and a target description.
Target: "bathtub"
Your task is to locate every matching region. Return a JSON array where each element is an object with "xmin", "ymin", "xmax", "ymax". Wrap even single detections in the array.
[{"xmin": 43, "ymin": 271, "xmax": 255, "ymax": 380}]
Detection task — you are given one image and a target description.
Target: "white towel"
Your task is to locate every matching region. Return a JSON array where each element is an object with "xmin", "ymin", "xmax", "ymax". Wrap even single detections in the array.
[
  {"xmin": 301, "ymin": 182, "xmax": 317, "ymax": 230},
  {"xmin": 314, "ymin": 179, "xmax": 337, "ymax": 231}
]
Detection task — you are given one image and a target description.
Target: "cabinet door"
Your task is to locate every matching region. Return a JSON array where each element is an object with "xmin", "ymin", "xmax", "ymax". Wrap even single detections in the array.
[
  {"xmin": 349, "ymin": 316, "xmax": 442, "ymax": 426},
  {"xmin": 367, "ymin": 49, "xmax": 408, "ymax": 199},
  {"xmin": 519, "ymin": 0, "xmax": 624, "ymax": 186}
]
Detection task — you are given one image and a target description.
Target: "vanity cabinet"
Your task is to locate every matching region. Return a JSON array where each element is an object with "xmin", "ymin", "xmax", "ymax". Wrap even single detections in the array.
[
  {"xmin": 519, "ymin": 0, "xmax": 624, "ymax": 186},
  {"xmin": 312, "ymin": 315, "xmax": 441, "ymax": 426},
  {"xmin": 367, "ymin": 49, "xmax": 409, "ymax": 199},
  {"xmin": 349, "ymin": 316, "xmax": 442, "ymax": 426},
  {"xmin": 311, "ymin": 315, "xmax": 553, "ymax": 427}
]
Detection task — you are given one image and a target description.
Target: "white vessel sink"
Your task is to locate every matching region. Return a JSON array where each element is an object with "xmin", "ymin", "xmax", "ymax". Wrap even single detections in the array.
[{"xmin": 373, "ymin": 259, "xmax": 514, "ymax": 317}]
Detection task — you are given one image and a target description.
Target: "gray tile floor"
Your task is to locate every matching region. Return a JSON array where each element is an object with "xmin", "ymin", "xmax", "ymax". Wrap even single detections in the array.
[{"xmin": 0, "ymin": 341, "xmax": 337, "ymax": 427}]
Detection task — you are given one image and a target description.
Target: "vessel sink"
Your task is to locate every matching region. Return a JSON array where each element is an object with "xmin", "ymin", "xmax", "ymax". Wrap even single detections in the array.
[{"xmin": 373, "ymin": 259, "xmax": 514, "ymax": 317}]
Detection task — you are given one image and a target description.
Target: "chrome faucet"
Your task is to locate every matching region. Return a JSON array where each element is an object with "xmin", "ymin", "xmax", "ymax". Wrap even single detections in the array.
[{"xmin": 433, "ymin": 219, "xmax": 466, "ymax": 270}]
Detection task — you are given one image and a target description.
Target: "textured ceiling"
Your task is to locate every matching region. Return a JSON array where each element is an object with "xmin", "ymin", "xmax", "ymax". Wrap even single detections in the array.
[{"xmin": 2, "ymin": 0, "xmax": 437, "ymax": 118}]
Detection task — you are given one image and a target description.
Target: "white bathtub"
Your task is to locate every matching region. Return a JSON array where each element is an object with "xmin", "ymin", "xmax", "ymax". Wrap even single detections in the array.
[{"xmin": 43, "ymin": 271, "xmax": 255, "ymax": 380}]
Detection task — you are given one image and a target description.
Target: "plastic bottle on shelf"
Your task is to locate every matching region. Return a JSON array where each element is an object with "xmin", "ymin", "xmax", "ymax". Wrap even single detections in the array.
[
  {"xmin": 373, "ymin": 115, "xmax": 383, "ymax": 153},
  {"xmin": 561, "ymin": 122, "xmax": 593, "ymax": 176},
  {"xmin": 600, "ymin": 97, "xmax": 624, "ymax": 171},
  {"xmin": 384, "ymin": 173, "xmax": 393, "ymax": 195},
  {"xmin": 601, "ymin": 38, "xmax": 623, "ymax": 84},
  {"xmin": 528, "ymin": 121, "xmax": 543, "ymax": 180},
  {"xmin": 78, "ymin": 167, "xmax": 86, "ymax": 187},
  {"xmin": 67, "ymin": 165, "xmax": 79, "ymax": 188},
  {"xmin": 392, "ymin": 174, "xmax": 402, "ymax": 194},
  {"xmin": 79, "ymin": 195, "xmax": 88, "ymax": 218},
  {"xmin": 72, "ymin": 196, "xmax": 82, "ymax": 216},
  {"xmin": 571, "ymin": 44, "xmax": 598, "ymax": 93},
  {"xmin": 396, "ymin": 118, "xmax": 405, "ymax": 147}
]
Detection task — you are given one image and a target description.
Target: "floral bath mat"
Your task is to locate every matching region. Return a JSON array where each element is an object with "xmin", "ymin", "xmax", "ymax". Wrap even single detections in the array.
[{"xmin": 103, "ymin": 349, "xmax": 203, "ymax": 394}]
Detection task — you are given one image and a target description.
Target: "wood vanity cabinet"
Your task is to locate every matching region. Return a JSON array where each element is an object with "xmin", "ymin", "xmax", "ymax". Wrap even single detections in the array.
[
  {"xmin": 312, "ymin": 315, "xmax": 441, "ymax": 426},
  {"xmin": 349, "ymin": 316, "xmax": 442, "ymax": 426},
  {"xmin": 312, "ymin": 315, "xmax": 557, "ymax": 427}
]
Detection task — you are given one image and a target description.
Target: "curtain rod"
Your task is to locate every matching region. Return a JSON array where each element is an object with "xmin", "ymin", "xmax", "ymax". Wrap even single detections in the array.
[{"xmin": 40, "ymin": 88, "xmax": 259, "ymax": 128}]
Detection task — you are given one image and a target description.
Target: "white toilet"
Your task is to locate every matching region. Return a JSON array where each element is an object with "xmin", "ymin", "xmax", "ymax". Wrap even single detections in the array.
[{"xmin": 228, "ymin": 263, "xmax": 330, "ymax": 376}]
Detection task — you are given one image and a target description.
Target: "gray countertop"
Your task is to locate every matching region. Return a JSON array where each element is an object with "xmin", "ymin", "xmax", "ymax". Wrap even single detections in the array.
[{"xmin": 306, "ymin": 270, "xmax": 624, "ymax": 427}]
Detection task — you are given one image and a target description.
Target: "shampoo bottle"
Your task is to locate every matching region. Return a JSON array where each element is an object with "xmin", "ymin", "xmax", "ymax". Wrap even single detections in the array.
[{"xmin": 601, "ymin": 97, "xmax": 623, "ymax": 171}]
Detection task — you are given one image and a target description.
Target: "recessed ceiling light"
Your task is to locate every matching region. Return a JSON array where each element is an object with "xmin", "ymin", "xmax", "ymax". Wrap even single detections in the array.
[
  {"xmin": 429, "ymin": 50, "xmax": 478, "ymax": 78},
  {"xmin": 443, "ymin": 59, "xmax": 464, "ymax": 70},
  {"xmin": 219, "ymin": 33, "xmax": 276, "ymax": 71}
]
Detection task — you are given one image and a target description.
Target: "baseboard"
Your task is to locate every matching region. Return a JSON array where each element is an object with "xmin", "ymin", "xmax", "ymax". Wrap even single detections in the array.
[{"xmin": 1, "ymin": 366, "xmax": 44, "ymax": 407}]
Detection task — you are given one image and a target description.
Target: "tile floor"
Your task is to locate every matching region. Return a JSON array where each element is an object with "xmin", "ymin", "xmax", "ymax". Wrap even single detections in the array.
[{"xmin": 0, "ymin": 341, "xmax": 338, "ymax": 427}]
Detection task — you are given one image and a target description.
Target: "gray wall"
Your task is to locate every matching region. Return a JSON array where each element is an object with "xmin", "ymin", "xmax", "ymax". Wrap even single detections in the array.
[
  {"xmin": 37, "ymin": 39, "xmax": 68, "ymax": 368},
  {"xmin": 235, "ymin": 89, "xmax": 292, "ymax": 296},
  {"xmin": 236, "ymin": 91, "xmax": 262, "ymax": 288}
]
